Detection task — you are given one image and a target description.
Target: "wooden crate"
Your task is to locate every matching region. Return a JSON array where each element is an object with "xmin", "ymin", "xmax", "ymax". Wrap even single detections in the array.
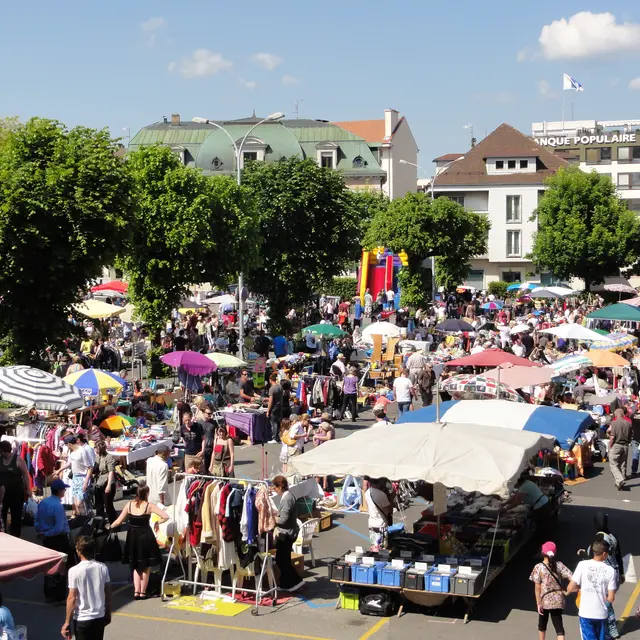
[{"xmin": 318, "ymin": 511, "xmax": 334, "ymax": 531}]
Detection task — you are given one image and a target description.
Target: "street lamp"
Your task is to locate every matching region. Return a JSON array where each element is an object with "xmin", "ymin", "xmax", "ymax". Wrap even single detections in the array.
[
  {"xmin": 192, "ymin": 112, "xmax": 285, "ymax": 358},
  {"xmin": 399, "ymin": 159, "xmax": 437, "ymax": 301}
]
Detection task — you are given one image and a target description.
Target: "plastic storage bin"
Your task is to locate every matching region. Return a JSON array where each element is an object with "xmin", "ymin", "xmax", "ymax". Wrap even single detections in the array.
[
  {"xmin": 339, "ymin": 588, "xmax": 360, "ymax": 610},
  {"xmin": 453, "ymin": 568, "xmax": 486, "ymax": 596},
  {"xmin": 403, "ymin": 568, "xmax": 430, "ymax": 591},
  {"xmin": 353, "ymin": 562, "xmax": 386, "ymax": 585},
  {"xmin": 329, "ymin": 560, "xmax": 353, "ymax": 582},
  {"xmin": 426, "ymin": 568, "xmax": 458, "ymax": 593},
  {"xmin": 378, "ymin": 564, "xmax": 408, "ymax": 587}
]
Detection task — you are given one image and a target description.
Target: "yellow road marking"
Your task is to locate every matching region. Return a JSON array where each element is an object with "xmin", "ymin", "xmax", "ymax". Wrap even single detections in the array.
[
  {"xmin": 618, "ymin": 579, "xmax": 640, "ymax": 632},
  {"xmin": 113, "ymin": 612, "xmax": 335, "ymax": 639},
  {"xmin": 358, "ymin": 617, "xmax": 389, "ymax": 640}
]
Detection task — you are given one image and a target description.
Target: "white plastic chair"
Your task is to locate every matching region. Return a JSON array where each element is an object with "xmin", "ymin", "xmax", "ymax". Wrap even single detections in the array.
[{"xmin": 293, "ymin": 518, "xmax": 319, "ymax": 567}]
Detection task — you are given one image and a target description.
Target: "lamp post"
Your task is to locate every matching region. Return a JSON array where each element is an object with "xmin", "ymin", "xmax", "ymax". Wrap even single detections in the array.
[
  {"xmin": 192, "ymin": 112, "xmax": 285, "ymax": 358},
  {"xmin": 399, "ymin": 159, "xmax": 437, "ymax": 301}
]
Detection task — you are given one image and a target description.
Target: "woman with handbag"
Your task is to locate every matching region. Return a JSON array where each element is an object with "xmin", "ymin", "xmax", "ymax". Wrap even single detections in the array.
[
  {"xmin": 530, "ymin": 541, "xmax": 573, "ymax": 640},
  {"xmin": 272, "ymin": 476, "xmax": 304, "ymax": 592},
  {"xmin": 364, "ymin": 477, "xmax": 394, "ymax": 552},
  {"xmin": 278, "ymin": 418, "xmax": 305, "ymax": 473},
  {"xmin": 208, "ymin": 424, "xmax": 235, "ymax": 478},
  {"xmin": 93, "ymin": 441, "xmax": 118, "ymax": 524}
]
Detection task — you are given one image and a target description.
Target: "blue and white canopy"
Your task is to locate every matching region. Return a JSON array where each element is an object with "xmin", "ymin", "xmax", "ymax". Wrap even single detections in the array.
[{"xmin": 398, "ymin": 399, "xmax": 594, "ymax": 450}]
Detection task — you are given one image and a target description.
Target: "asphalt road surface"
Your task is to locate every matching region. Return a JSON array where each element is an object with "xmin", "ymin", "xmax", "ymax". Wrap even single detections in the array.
[{"xmin": 6, "ymin": 405, "xmax": 640, "ymax": 640}]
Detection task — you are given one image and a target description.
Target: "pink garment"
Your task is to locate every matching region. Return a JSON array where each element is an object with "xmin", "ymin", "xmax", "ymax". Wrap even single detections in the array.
[{"xmin": 255, "ymin": 485, "xmax": 276, "ymax": 534}]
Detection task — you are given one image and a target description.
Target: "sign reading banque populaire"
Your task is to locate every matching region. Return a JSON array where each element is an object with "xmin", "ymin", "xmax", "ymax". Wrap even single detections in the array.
[{"xmin": 538, "ymin": 133, "xmax": 637, "ymax": 147}]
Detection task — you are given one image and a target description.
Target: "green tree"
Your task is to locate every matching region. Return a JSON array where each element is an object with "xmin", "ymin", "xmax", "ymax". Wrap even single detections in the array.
[
  {"xmin": 488, "ymin": 281, "xmax": 509, "ymax": 299},
  {"xmin": 242, "ymin": 157, "xmax": 362, "ymax": 332},
  {"xmin": 325, "ymin": 276, "xmax": 358, "ymax": 300},
  {"xmin": 0, "ymin": 117, "xmax": 19, "ymax": 151},
  {"xmin": 0, "ymin": 118, "xmax": 132, "ymax": 364},
  {"xmin": 365, "ymin": 193, "xmax": 490, "ymax": 305},
  {"xmin": 529, "ymin": 167, "xmax": 640, "ymax": 291},
  {"xmin": 121, "ymin": 146, "xmax": 261, "ymax": 328}
]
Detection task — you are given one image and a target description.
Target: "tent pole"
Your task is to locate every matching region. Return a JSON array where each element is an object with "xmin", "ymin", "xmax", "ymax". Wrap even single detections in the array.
[{"xmin": 435, "ymin": 379, "xmax": 441, "ymax": 422}]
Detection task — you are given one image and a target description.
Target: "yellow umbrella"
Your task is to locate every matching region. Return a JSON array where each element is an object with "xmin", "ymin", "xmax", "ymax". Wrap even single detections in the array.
[
  {"xmin": 585, "ymin": 351, "xmax": 630, "ymax": 367},
  {"xmin": 73, "ymin": 300, "xmax": 126, "ymax": 319}
]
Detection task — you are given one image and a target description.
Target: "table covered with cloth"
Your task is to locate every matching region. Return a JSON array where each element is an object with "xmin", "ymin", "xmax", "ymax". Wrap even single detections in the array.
[{"xmin": 222, "ymin": 410, "xmax": 270, "ymax": 444}]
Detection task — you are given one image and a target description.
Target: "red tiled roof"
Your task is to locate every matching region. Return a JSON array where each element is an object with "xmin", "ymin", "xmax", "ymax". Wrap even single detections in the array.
[
  {"xmin": 436, "ymin": 123, "xmax": 567, "ymax": 186},
  {"xmin": 433, "ymin": 153, "xmax": 464, "ymax": 162},
  {"xmin": 332, "ymin": 120, "xmax": 385, "ymax": 143}
]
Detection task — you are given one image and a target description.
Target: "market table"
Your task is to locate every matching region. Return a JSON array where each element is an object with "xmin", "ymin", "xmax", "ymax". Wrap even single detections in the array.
[
  {"xmin": 107, "ymin": 438, "xmax": 174, "ymax": 464},
  {"xmin": 222, "ymin": 410, "xmax": 270, "ymax": 444}
]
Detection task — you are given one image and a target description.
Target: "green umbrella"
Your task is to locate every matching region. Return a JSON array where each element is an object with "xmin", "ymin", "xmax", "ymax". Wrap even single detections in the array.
[
  {"xmin": 593, "ymin": 329, "xmax": 610, "ymax": 336},
  {"xmin": 587, "ymin": 303, "xmax": 640, "ymax": 322},
  {"xmin": 302, "ymin": 324, "xmax": 346, "ymax": 337}
]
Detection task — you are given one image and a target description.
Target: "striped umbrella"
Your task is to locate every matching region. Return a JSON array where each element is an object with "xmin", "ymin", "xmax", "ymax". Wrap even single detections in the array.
[
  {"xmin": 441, "ymin": 374, "xmax": 524, "ymax": 403},
  {"xmin": 481, "ymin": 301, "xmax": 503, "ymax": 310},
  {"xmin": 589, "ymin": 332, "xmax": 638, "ymax": 352},
  {"xmin": 0, "ymin": 366, "xmax": 84, "ymax": 411},
  {"xmin": 63, "ymin": 368, "xmax": 126, "ymax": 398},
  {"xmin": 548, "ymin": 354, "xmax": 592, "ymax": 376}
]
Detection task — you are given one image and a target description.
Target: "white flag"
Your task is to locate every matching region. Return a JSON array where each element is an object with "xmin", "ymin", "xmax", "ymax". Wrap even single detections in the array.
[{"xmin": 563, "ymin": 73, "xmax": 584, "ymax": 91}]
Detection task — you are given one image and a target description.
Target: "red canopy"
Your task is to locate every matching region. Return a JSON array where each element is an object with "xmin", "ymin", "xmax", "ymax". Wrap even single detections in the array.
[
  {"xmin": 0, "ymin": 533, "xmax": 67, "ymax": 581},
  {"xmin": 446, "ymin": 350, "xmax": 541, "ymax": 369},
  {"xmin": 91, "ymin": 280, "xmax": 128, "ymax": 294}
]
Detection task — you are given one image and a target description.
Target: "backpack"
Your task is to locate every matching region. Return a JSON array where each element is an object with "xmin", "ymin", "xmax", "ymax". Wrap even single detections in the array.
[{"xmin": 359, "ymin": 592, "xmax": 396, "ymax": 617}]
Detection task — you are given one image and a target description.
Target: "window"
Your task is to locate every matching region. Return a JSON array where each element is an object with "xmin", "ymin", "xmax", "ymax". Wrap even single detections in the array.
[
  {"xmin": 619, "ymin": 147, "xmax": 630, "ymax": 161},
  {"xmin": 243, "ymin": 151, "xmax": 258, "ymax": 163},
  {"xmin": 618, "ymin": 174, "xmax": 640, "ymax": 189},
  {"xmin": 627, "ymin": 199, "xmax": 640, "ymax": 212},
  {"xmin": 495, "ymin": 160, "xmax": 504, "ymax": 169},
  {"xmin": 506, "ymin": 230, "xmax": 521, "ymax": 257},
  {"xmin": 320, "ymin": 152, "xmax": 334, "ymax": 169},
  {"xmin": 211, "ymin": 157, "xmax": 223, "ymax": 171},
  {"xmin": 587, "ymin": 147, "xmax": 612, "ymax": 164},
  {"xmin": 352, "ymin": 155, "xmax": 364, "ymax": 169},
  {"xmin": 600, "ymin": 147, "xmax": 612, "ymax": 163},
  {"xmin": 507, "ymin": 160, "xmax": 516, "ymax": 169},
  {"xmin": 520, "ymin": 160, "xmax": 528, "ymax": 169},
  {"xmin": 586, "ymin": 148, "xmax": 599, "ymax": 164},
  {"xmin": 466, "ymin": 269, "xmax": 484, "ymax": 287},
  {"xmin": 447, "ymin": 195, "xmax": 465, "ymax": 206},
  {"xmin": 502, "ymin": 271, "xmax": 522, "ymax": 283},
  {"xmin": 538, "ymin": 190, "xmax": 545, "ymax": 203},
  {"xmin": 506, "ymin": 195, "xmax": 521, "ymax": 222}
]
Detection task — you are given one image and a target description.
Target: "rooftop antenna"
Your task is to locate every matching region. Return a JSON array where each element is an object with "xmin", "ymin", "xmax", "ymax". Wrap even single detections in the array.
[
  {"xmin": 294, "ymin": 98, "xmax": 303, "ymax": 119},
  {"xmin": 464, "ymin": 123, "xmax": 475, "ymax": 148}
]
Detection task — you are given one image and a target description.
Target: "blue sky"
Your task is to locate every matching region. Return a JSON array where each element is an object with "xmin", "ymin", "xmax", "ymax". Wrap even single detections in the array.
[{"xmin": 2, "ymin": 1, "xmax": 640, "ymax": 172}]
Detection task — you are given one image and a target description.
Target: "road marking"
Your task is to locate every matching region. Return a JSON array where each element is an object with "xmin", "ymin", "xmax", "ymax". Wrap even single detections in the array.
[
  {"xmin": 336, "ymin": 521, "xmax": 370, "ymax": 542},
  {"xmin": 6, "ymin": 598, "xmax": 49, "ymax": 607},
  {"xmin": 618, "ymin": 578, "xmax": 640, "ymax": 632},
  {"xmin": 112, "ymin": 584, "xmax": 131, "ymax": 596},
  {"xmin": 358, "ymin": 618, "xmax": 389, "ymax": 640},
  {"xmin": 113, "ymin": 612, "xmax": 335, "ymax": 639}
]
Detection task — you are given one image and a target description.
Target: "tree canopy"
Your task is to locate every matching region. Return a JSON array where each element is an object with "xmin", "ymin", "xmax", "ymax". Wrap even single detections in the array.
[
  {"xmin": 365, "ymin": 193, "xmax": 490, "ymax": 304},
  {"xmin": 529, "ymin": 167, "xmax": 640, "ymax": 290},
  {"xmin": 120, "ymin": 146, "xmax": 261, "ymax": 328},
  {"xmin": 242, "ymin": 157, "xmax": 363, "ymax": 331},
  {"xmin": 0, "ymin": 118, "xmax": 132, "ymax": 364}
]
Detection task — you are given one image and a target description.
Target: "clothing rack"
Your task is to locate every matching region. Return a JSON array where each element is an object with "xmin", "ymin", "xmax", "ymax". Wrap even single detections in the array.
[
  {"xmin": 1, "ymin": 434, "xmax": 45, "ymax": 444},
  {"xmin": 161, "ymin": 472, "xmax": 278, "ymax": 612}
]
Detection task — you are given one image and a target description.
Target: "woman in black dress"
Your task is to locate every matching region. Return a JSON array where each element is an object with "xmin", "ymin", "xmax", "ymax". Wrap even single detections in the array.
[{"xmin": 111, "ymin": 485, "xmax": 169, "ymax": 599}]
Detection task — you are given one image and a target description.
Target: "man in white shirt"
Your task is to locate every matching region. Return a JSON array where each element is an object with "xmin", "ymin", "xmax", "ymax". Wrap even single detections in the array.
[
  {"xmin": 62, "ymin": 536, "xmax": 111, "ymax": 640},
  {"xmin": 371, "ymin": 406, "xmax": 393, "ymax": 428},
  {"xmin": 406, "ymin": 349, "xmax": 429, "ymax": 383},
  {"xmin": 512, "ymin": 337, "xmax": 526, "ymax": 358},
  {"xmin": 393, "ymin": 368, "xmax": 414, "ymax": 417},
  {"xmin": 146, "ymin": 446, "xmax": 171, "ymax": 506},
  {"xmin": 364, "ymin": 478, "xmax": 393, "ymax": 551},
  {"xmin": 566, "ymin": 539, "xmax": 616, "ymax": 640}
]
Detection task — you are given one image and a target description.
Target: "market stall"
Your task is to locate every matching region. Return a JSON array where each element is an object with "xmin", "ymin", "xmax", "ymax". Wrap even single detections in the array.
[
  {"xmin": 219, "ymin": 407, "xmax": 270, "ymax": 444},
  {"xmin": 290, "ymin": 422, "xmax": 558, "ymax": 622},
  {"xmin": 0, "ymin": 532, "xmax": 67, "ymax": 581}
]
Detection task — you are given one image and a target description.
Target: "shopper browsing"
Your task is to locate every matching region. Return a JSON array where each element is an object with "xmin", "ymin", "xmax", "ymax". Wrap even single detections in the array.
[
  {"xmin": 272, "ymin": 475, "xmax": 304, "ymax": 592},
  {"xmin": 566, "ymin": 539, "xmax": 617, "ymax": 640},
  {"xmin": 393, "ymin": 369, "xmax": 414, "ymax": 416}
]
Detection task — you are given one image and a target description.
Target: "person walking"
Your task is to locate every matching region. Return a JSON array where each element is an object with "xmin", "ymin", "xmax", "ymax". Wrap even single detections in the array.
[
  {"xmin": 406, "ymin": 348, "xmax": 428, "ymax": 384},
  {"xmin": 267, "ymin": 373, "xmax": 284, "ymax": 443},
  {"xmin": 0, "ymin": 440, "xmax": 31, "ymax": 537},
  {"xmin": 36, "ymin": 479, "xmax": 73, "ymax": 603},
  {"xmin": 417, "ymin": 364, "xmax": 436, "ymax": 407},
  {"xmin": 529, "ymin": 541, "xmax": 573, "ymax": 640},
  {"xmin": 145, "ymin": 446, "xmax": 171, "ymax": 507},
  {"xmin": 393, "ymin": 368, "xmax": 414, "ymax": 417},
  {"xmin": 364, "ymin": 477, "xmax": 393, "ymax": 552},
  {"xmin": 93, "ymin": 441, "xmax": 118, "ymax": 524},
  {"xmin": 272, "ymin": 476, "xmax": 304, "ymax": 592},
  {"xmin": 340, "ymin": 367, "xmax": 359, "ymax": 422},
  {"xmin": 55, "ymin": 436, "xmax": 94, "ymax": 516},
  {"xmin": 567, "ymin": 539, "xmax": 617, "ymax": 640},
  {"xmin": 607, "ymin": 409, "xmax": 632, "ymax": 490},
  {"xmin": 61, "ymin": 535, "xmax": 111, "ymax": 640},
  {"xmin": 111, "ymin": 486, "xmax": 169, "ymax": 600}
]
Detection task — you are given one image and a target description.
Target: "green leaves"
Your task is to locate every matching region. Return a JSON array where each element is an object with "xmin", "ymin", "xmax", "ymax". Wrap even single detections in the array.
[{"xmin": 529, "ymin": 167, "xmax": 640, "ymax": 289}]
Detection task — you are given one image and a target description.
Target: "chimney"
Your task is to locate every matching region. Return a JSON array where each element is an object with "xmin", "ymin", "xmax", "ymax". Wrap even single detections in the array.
[
  {"xmin": 171, "ymin": 113, "xmax": 180, "ymax": 126},
  {"xmin": 384, "ymin": 108, "xmax": 399, "ymax": 138}
]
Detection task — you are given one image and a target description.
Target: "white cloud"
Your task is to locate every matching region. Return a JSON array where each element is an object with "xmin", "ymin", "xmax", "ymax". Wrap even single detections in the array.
[
  {"xmin": 140, "ymin": 16, "xmax": 166, "ymax": 46},
  {"xmin": 168, "ymin": 49, "xmax": 233, "ymax": 78},
  {"xmin": 239, "ymin": 78, "xmax": 257, "ymax": 90},
  {"xmin": 282, "ymin": 74, "xmax": 299, "ymax": 85},
  {"xmin": 629, "ymin": 78, "xmax": 640, "ymax": 90},
  {"xmin": 539, "ymin": 11, "xmax": 640, "ymax": 59},
  {"xmin": 251, "ymin": 53, "xmax": 282, "ymax": 71},
  {"xmin": 472, "ymin": 91, "xmax": 516, "ymax": 105},
  {"xmin": 538, "ymin": 80, "xmax": 557, "ymax": 100}
]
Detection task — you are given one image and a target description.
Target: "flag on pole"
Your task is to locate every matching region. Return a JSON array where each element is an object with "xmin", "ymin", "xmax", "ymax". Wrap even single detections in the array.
[{"xmin": 563, "ymin": 73, "xmax": 584, "ymax": 91}]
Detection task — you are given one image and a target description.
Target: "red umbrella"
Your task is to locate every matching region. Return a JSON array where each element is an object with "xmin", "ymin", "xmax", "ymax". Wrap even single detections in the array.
[
  {"xmin": 91, "ymin": 280, "xmax": 128, "ymax": 294},
  {"xmin": 0, "ymin": 532, "xmax": 67, "ymax": 581},
  {"xmin": 446, "ymin": 350, "xmax": 541, "ymax": 368}
]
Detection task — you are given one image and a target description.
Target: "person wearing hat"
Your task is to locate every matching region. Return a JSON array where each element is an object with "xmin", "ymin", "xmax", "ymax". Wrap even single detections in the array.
[
  {"xmin": 331, "ymin": 353, "xmax": 346, "ymax": 379},
  {"xmin": 530, "ymin": 541, "xmax": 573, "ymax": 640},
  {"xmin": 36, "ymin": 478, "xmax": 73, "ymax": 602}
]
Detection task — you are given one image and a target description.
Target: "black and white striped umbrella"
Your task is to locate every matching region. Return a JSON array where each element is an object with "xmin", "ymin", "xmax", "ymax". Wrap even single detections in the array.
[{"xmin": 0, "ymin": 366, "xmax": 84, "ymax": 412}]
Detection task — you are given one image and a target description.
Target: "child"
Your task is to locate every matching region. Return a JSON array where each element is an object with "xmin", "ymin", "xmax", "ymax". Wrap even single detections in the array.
[
  {"xmin": 279, "ymin": 418, "xmax": 293, "ymax": 472},
  {"xmin": 187, "ymin": 457, "xmax": 203, "ymax": 475}
]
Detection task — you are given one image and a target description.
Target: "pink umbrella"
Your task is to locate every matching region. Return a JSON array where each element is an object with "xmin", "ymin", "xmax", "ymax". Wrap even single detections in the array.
[
  {"xmin": 446, "ymin": 350, "xmax": 541, "ymax": 368},
  {"xmin": 623, "ymin": 296, "xmax": 640, "ymax": 307},
  {"xmin": 160, "ymin": 350, "xmax": 217, "ymax": 375},
  {"xmin": 0, "ymin": 532, "xmax": 67, "ymax": 581},
  {"xmin": 483, "ymin": 363, "xmax": 553, "ymax": 389}
]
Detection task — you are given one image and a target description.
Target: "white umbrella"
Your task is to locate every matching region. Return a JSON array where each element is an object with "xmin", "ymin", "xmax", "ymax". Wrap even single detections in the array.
[
  {"xmin": 361, "ymin": 321, "xmax": 402, "ymax": 343},
  {"xmin": 483, "ymin": 364, "xmax": 554, "ymax": 388},
  {"xmin": 206, "ymin": 294, "xmax": 236, "ymax": 306},
  {"xmin": 603, "ymin": 283, "xmax": 637, "ymax": 295},
  {"xmin": 0, "ymin": 366, "xmax": 84, "ymax": 411},
  {"xmin": 539, "ymin": 324, "xmax": 611, "ymax": 342},
  {"xmin": 290, "ymin": 421, "xmax": 554, "ymax": 497},
  {"xmin": 510, "ymin": 324, "xmax": 531, "ymax": 334},
  {"xmin": 530, "ymin": 286, "xmax": 576, "ymax": 298}
]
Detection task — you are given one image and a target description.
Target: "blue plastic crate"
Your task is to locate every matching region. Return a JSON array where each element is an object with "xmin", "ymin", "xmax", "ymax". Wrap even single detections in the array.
[
  {"xmin": 378, "ymin": 564, "xmax": 408, "ymax": 587},
  {"xmin": 462, "ymin": 554, "xmax": 489, "ymax": 567},
  {"xmin": 353, "ymin": 562, "xmax": 386, "ymax": 585},
  {"xmin": 426, "ymin": 569, "xmax": 457, "ymax": 593}
]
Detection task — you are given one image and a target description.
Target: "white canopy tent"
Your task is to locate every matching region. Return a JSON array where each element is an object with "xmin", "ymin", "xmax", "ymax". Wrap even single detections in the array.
[
  {"xmin": 539, "ymin": 324, "xmax": 610, "ymax": 342},
  {"xmin": 360, "ymin": 321, "xmax": 402, "ymax": 344},
  {"xmin": 290, "ymin": 422, "xmax": 554, "ymax": 497}
]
